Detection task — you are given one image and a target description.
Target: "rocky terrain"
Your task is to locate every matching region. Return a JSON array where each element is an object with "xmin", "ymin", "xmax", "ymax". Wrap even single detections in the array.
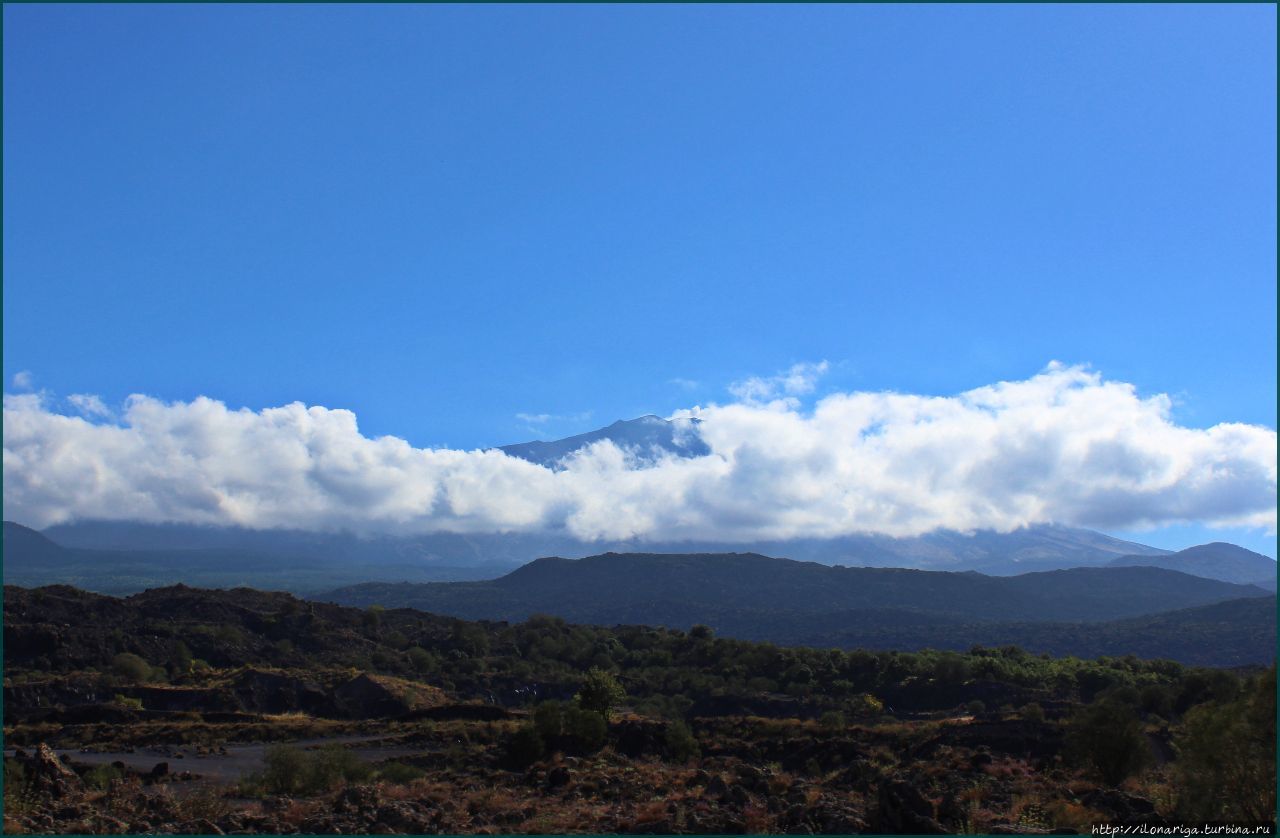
[{"xmin": 4, "ymin": 583, "xmax": 1275, "ymax": 834}]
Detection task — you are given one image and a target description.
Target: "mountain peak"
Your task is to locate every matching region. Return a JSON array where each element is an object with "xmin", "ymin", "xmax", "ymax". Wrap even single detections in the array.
[{"xmin": 497, "ymin": 416, "xmax": 710, "ymax": 469}]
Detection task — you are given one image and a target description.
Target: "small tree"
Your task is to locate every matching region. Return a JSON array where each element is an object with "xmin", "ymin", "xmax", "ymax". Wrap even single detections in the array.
[
  {"xmin": 1066, "ymin": 697, "xmax": 1151, "ymax": 786},
  {"xmin": 576, "ymin": 667, "xmax": 625, "ymax": 720},
  {"xmin": 112, "ymin": 652, "xmax": 151, "ymax": 683},
  {"xmin": 406, "ymin": 646, "xmax": 438, "ymax": 675}
]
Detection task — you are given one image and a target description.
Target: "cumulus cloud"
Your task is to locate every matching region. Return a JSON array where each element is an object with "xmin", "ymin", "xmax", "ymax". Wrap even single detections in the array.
[
  {"xmin": 3, "ymin": 364, "xmax": 1275, "ymax": 540},
  {"xmin": 11, "ymin": 370, "xmax": 33, "ymax": 390}
]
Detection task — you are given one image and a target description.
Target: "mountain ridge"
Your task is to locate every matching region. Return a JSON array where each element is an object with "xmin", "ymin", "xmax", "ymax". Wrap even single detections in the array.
[
  {"xmin": 320, "ymin": 550, "xmax": 1268, "ymax": 627},
  {"xmin": 1107, "ymin": 542, "xmax": 1276, "ymax": 590}
]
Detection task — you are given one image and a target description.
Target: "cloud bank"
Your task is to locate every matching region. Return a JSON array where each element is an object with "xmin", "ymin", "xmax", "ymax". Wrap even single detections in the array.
[{"xmin": 3, "ymin": 364, "xmax": 1275, "ymax": 541}]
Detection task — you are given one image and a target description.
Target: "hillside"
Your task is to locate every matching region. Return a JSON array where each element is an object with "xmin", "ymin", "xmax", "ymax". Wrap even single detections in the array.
[
  {"xmin": 758, "ymin": 596, "xmax": 1276, "ymax": 667},
  {"xmin": 1108, "ymin": 542, "xmax": 1277, "ymax": 589},
  {"xmin": 321, "ymin": 551, "xmax": 1271, "ymax": 659},
  {"xmin": 1, "ymin": 522, "xmax": 514, "ymax": 595}
]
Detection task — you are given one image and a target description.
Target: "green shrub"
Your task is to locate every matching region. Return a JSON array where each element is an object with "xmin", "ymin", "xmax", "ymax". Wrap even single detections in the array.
[
  {"xmin": 257, "ymin": 744, "xmax": 371, "ymax": 796},
  {"xmin": 85, "ymin": 763, "xmax": 124, "ymax": 790},
  {"xmin": 819, "ymin": 710, "xmax": 846, "ymax": 731},
  {"xmin": 111, "ymin": 653, "xmax": 151, "ymax": 683},
  {"xmin": 965, "ymin": 700, "xmax": 986, "ymax": 716},
  {"xmin": 532, "ymin": 700, "xmax": 566, "ymax": 739},
  {"xmin": 1066, "ymin": 697, "xmax": 1151, "ymax": 786},
  {"xmin": 1021, "ymin": 702, "xmax": 1045, "ymax": 723},
  {"xmin": 4, "ymin": 759, "xmax": 36, "ymax": 814},
  {"xmin": 562, "ymin": 705, "xmax": 607, "ymax": 753},
  {"xmin": 113, "ymin": 694, "xmax": 144, "ymax": 711},
  {"xmin": 309, "ymin": 744, "xmax": 372, "ymax": 789},
  {"xmin": 167, "ymin": 640, "xmax": 193, "ymax": 675},
  {"xmin": 664, "ymin": 720, "xmax": 700, "ymax": 762},
  {"xmin": 407, "ymin": 646, "xmax": 438, "ymax": 675},
  {"xmin": 1173, "ymin": 667, "xmax": 1275, "ymax": 822},
  {"xmin": 850, "ymin": 693, "xmax": 884, "ymax": 716}
]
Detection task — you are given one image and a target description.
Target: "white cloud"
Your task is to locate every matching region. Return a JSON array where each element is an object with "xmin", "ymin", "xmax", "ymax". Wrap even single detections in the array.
[
  {"xmin": 67, "ymin": 394, "xmax": 113, "ymax": 420},
  {"xmin": 729, "ymin": 361, "xmax": 830, "ymax": 405},
  {"xmin": 669, "ymin": 378, "xmax": 700, "ymax": 391},
  {"xmin": 11, "ymin": 371, "xmax": 33, "ymax": 390},
  {"xmin": 516, "ymin": 413, "xmax": 552, "ymax": 425},
  {"xmin": 3, "ymin": 364, "xmax": 1275, "ymax": 540}
]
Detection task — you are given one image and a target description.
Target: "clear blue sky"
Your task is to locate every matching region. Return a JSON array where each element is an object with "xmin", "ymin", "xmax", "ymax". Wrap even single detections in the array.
[{"xmin": 4, "ymin": 5, "xmax": 1276, "ymax": 553}]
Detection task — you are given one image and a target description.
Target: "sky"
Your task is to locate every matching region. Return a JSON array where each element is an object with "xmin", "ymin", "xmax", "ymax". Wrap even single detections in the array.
[{"xmin": 4, "ymin": 5, "xmax": 1276, "ymax": 556}]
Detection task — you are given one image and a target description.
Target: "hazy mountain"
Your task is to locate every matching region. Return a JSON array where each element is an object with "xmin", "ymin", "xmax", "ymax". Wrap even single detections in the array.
[
  {"xmin": 38, "ymin": 518, "xmax": 1170, "ymax": 577},
  {"xmin": 2, "ymin": 521, "xmax": 517, "ymax": 595},
  {"xmin": 497, "ymin": 415, "xmax": 710, "ymax": 468},
  {"xmin": 1108, "ymin": 542, "xmax": 1277, "ymax": 590},
  {"xmin": 321, "ymin": 551, "xmax": 1268, "ymax": 627}
]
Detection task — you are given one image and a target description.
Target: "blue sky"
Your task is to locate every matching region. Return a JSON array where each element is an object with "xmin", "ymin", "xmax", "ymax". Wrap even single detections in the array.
[{"xmin": 4, "ymin": 5, "xmax": 1276, "ymax": 555}]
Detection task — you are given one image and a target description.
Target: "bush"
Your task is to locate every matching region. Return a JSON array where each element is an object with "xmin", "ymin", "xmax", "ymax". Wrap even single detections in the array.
[
  {"xmin": 1021, "ymin": 702, "xmax": 1045, "ymax": 723},
  {"xmin": 310, "ymin": 744, "xmax": 372, "ymax": 789},
  {"xmin": 532, "ymin": 701, "xmax": 565, "ymax": 739},
  {"xmin": 4, "ymin": 759, "xmax": 36, "ymax": 814},
  {"xmin": 1173, "ymin": 666, "xmax": 1275, "ymax": 822},
  {"xmin": 85, "ymin": 763, "xmax": 124, "ymax": 790},
  {"xmin": 113, "ymin": 694, "xmax": 144, "ymax": 711},
  {"xmin": 562, "ymin": 705, "xmax": 607, "ymax": 753},
  {"xmin": 167, "ymin": 639, "xmax": 193, "ymax": 676},
  {"xmin": 407, "ymin": 646, "xmax": 438, "ymax": 675},
  {"xmin": 664, "ymin": 720, "xmax": 700, "ymax": 762},
  {"xmin": 1066, "ymin": 697, "xmax": 1151, "ymax": 786},
  {"xmin": 257, "ymin": 744, "xmax": 371, "ymax": 796},
  {"xmin": 965, "ymin": 700, "xmax": 986, "ymax": 716},
  {"xmin": 111, "ymin": 653, "xmax": 152, "ymax": 683},
  {"xmin": 819, "ymin": 710, "xmax": 846, "ymax": 731}
]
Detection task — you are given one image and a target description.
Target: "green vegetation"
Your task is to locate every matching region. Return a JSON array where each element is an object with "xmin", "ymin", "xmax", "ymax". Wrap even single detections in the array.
[
  {"xmin": 84, "ymin": 763, "xmax": 124, "ymax": 790},
  {"xmin": 1173, "ymin": 667, "xmax": 1276, "ymax": 822},
  {"xmin": 1065, "ymin": 696, "xmax": 1151, "ymax": 786},
  {"xmin": 110, "ymin": 652, "xmax": 153, "ymax": 683},
  {"xmin": 5, "ymin": 584, "xmax": 1276, "ymax": 835},
  {"xmin": 242, "ymin": 744, "xmax": 374, "ymax": 796},
  {"xmin": 575, "ymin": 667, "xmax": 625, "ymax": 719},
  {"xmin": 664, "ymin": 719, "xmax": 700, "ymax": 762}
]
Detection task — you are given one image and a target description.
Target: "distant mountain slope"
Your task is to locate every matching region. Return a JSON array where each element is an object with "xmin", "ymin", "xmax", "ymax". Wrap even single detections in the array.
[
  {"xmin": 1, "ymin": 521, "xmax": 67, "ymax": 563},
  {"xmin": 766, "ymin": 596, "xmax": 1277, "ymax": 667},
  {"xmin": 321, "ymin": 551, "xmax": 1267, "ymax": 626},
  {"xmin": 497, "ymin": 415, "xmax": 709, "ymax": 468},
  {"xmin": 1108, "ymin": 542, "xmax": 1277, "ymax": 590},
  {"xmin": 37, "ymin": 517, "xmax": 1170, "ymax": 578},
  {"xmin": 2, "ymin": 521, "xmax": 516, "ymax": 595}
]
